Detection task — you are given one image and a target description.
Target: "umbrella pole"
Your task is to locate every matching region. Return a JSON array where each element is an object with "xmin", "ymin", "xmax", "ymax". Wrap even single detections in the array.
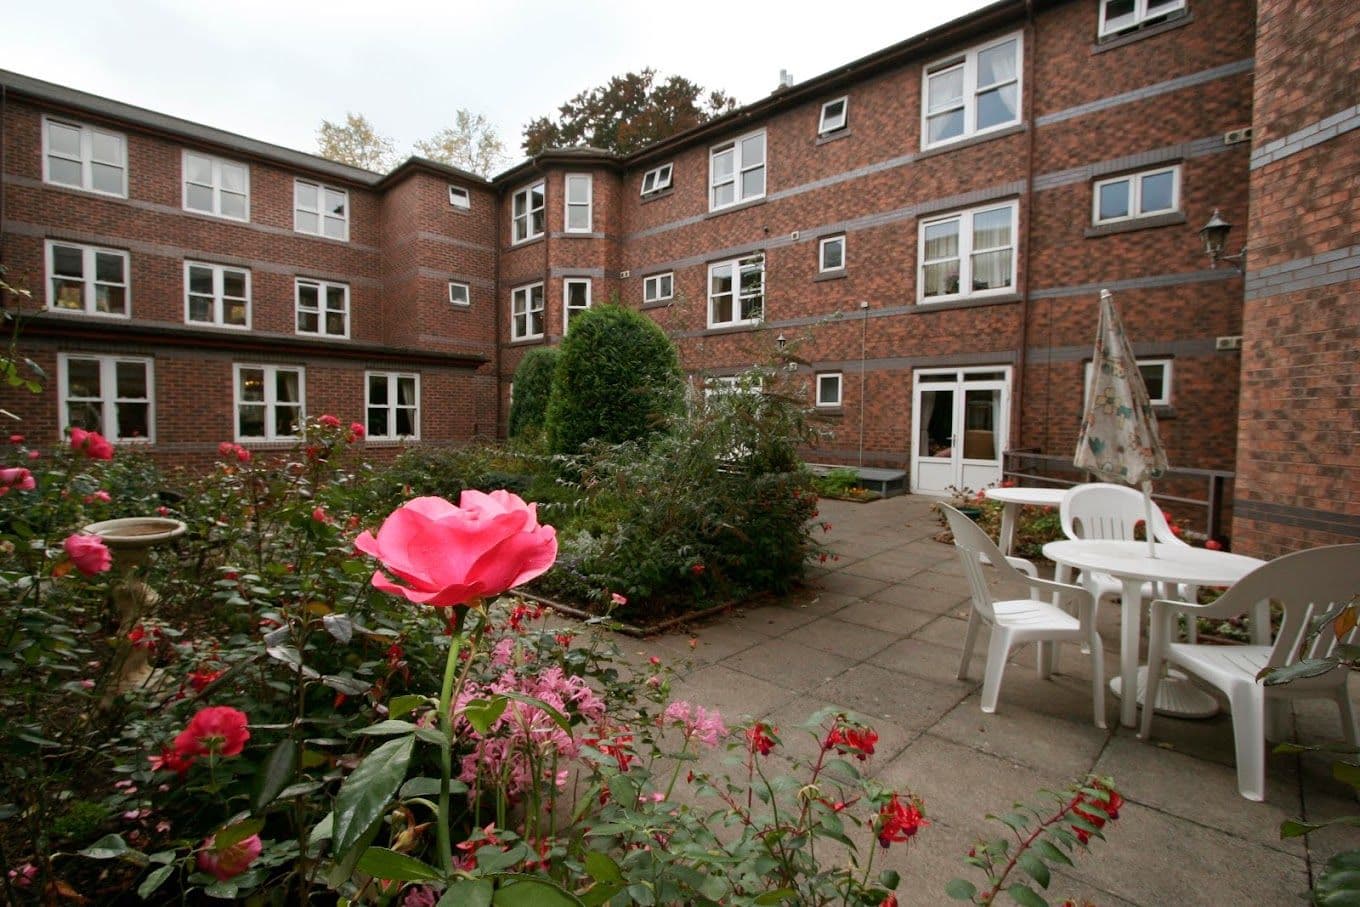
[{"xmin": 1142, "ymin": 480, "xmax": 1158, "ymax": 558}]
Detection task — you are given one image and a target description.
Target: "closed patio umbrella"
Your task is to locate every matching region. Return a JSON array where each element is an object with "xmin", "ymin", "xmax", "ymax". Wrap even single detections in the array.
[{"xmin": 1074, "ymin": 290, "xmax": 1168, "ymax": 557}]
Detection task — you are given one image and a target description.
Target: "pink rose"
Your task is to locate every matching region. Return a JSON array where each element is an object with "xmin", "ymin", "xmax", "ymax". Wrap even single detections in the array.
[
  {"xmin": 8, "ymin": 434, "xmax": 24, "ymax": 445},
  {"xmin": 70, "ymin": 427, "xmax": 114, "ymax": 460},
  {"xmin": 64, "ymin": 534, "xmax": 113, "ymax": 576},
  {"xmin": 312, "ymin": 507, "xmax": 328, "ymax": 523},
  {"xmin": 355, "ymin": 491, "xmax": 557, "ymax": 608},
  {"xmin": 85, "ymin": 490, "xmax": 112, "ymax": 504},
  {"xmin": 197, "ymin": 833, "xmax": 262, "ymax": 881},
  {"xmin": 0, "ymin": 467, "xmax": 35, "ymax": 492},
  {"xmin": 349, "ymin": 421, "xmax": 366, "ymax": 439},
  {"xmin": 318, "ymin": 414, "xmax": 341, "ymax": 428}
]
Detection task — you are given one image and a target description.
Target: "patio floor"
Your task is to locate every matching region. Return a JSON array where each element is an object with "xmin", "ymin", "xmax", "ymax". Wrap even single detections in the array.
[{"xmin": 638, "ymin": 494, "xmax": 1360, "ymax": 906}]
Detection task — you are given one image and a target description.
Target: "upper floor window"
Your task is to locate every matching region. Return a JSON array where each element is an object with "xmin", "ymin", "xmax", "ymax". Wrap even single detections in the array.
[
  {"xmin": 59, "ymin": 353, "xmax": 153, "ymax": 443},
  {"xmin": 449, "ymin": 282, "xmax": 471, "ymax": 306},
  {"xmin": 183, "ymin": 151, "xmax": 249, "ymax": 221},
  {"xmin": 235, "ymin": 364, "xmax": 304, "ymax": 441},
  {"xmin": 1085, "ymin": 358, "xmax": 1172, "ymax": 407},
  {"xmin": 563, "ymin": 278, "xmax": 592, "ymax": 333},
  {"xmin": 43, "ymin": 117, "xmax": 127, "ymax": 197},
  {"xmin": 922, "ymin": 33, "xmax": 1022, "ymax": 149},
  {"xmin": 185, "ymin": 261, "xmax": 250, "ymax": 328},
  {"xmin": 708, "ymin": 254, "xmax": 765, "ymax": 328},
  {"xmin": 710, "ymin": 130, "xmax": 766, "ymax": 211},
  {"xmin": 816, "ymin": 372, "xmax": 843, "ymax": 408},
  {"xmin": 643, "ymin": 272, "xmax": 674, "ymax": 304},
  {"xmin": 512, "ymin": 181, "xmax": 545, "ymax": 244},
  {"xmin": 564, "ymin": 174, "xmax": 593, "ymax": 233},
  {"xmin": 448, "ymin": 185, "xmax": 471, "ymax": 209},
  {"xmin": 1099, "ymin": 0, "xmax": 1186, "ymax": 38},
  {"xmin": 819, "ymin": 235, "xmax": 846, "ymax": 273},
  {"xmin": 511, "ymin": 282, "xmax": 545, "ymax": 340},
  {"xmin": 919, "ymin": 201, "xmax": 1018, "ymax": 303},
  {"xmin": 295, "ymin": 278, "xmax": 350, "ymax": 338},
  {"xmin": 46, "ymin": 240, "xmax": 129, "ymax": 317},
  {"xmin": 641, "ymin": 163, "xmax": 673, "ymax": 196},
  {"xmin": 819, "ymin": 97, "xmax": 848, "ymax": 135},
  {"xmin": 366, "ymin": 371, "xmax": 420, "ymax": 440},
  {"xmin": 1093, "ymin": 165, "xmax": 1180, "ymax": 224},
  {"xmin": 294, "ymin": 180, "xmax": 349, "ymax": 240}
]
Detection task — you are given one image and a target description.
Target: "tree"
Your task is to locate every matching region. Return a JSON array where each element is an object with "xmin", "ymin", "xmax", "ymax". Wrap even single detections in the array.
[
  {"xmin": 414, "ymin": 109, "xmax": 510, "ymax": 177},
  {"xmin": 316, "ymin": 113, "xmax": 398, "ymax": 173},
  {"xmin": 507, "ymin": 347, "xmax": 560, "ymax": 441},
  {"xmin": 523, "ymin": 69, "xmax": 737, "ymax": 157}
]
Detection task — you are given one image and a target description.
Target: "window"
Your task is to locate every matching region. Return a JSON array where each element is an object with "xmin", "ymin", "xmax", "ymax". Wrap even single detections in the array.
[
  {"xmin": 708, "ymin": 254, "xmax": 765, "ymax": 328},
  {"xmin": 703, "ymin": 374, "xmax": 764, "ymax": 400},
  {"xmin": 43, "ymin": 117, "xmax": 126, "ymax": 197},
  {"xmin": 448, "ymin": 185, "xmax": 471, "ymax": 209},
  {"xmin": 819, "ymin": 235, "xmax": 846, "ymax": 273},
  {"xmin": 449, "ymin": 282, "xmax": 471, "ymax": 306},
  {"xmin": 59, "ymin": 354, "xmax": 153, "ymax": 442},
  {"xmin": 563, "ymin": 279, "xmax": 591, "ymax": 333},
  {"xmin": 641, "ymin": 163, "xmax": 673, "ymax": 195},
  {"xmin": 235, "ymin": 364, "xmax": 305, "ymax": 441},
  {"xmin": 643, "ymin": 272, "xmax": 674, "ymax": 304},
  {"xmin": 512, "ymin": 181, "xmax": 545, "ymax": 243},
  {"xmin": 709, "ymin": 130, "xmax": 766, "ymax": 210},
  {"xmin": 922, "ymin": 33, "xmax": 1022, "ymax": 149},
  {"xmin": 366, "ymin": 372, "xmax": 420, "ymax": 440},
  {"xmin": 295, "ymin": 278, "xmax": 349, "ymax": 338},
  {"xmin": 564, "ymin": 174, "xmax": 592, "ymax": 232},
  {"xmin": 183, "ymin": 151, "xmax": 249, "ymax": 221},
  {"xmin": 1085, "ymin": 358, "xmax": 1172, "ymax": 407},
  {"xmin": 294, "ymin": 180, "xmax": 349, "ymax": 240},
  {"xmin": 819, "ymin": 97, "xmax": 848, "ymax": 134},
  {"xmin": 816, "ymin": 372, "xmax": 843, "ymax": 407},
  {"xmin": 45, "ymin": 241, "xmax": 129, "ymax": 317},
  {"xmin": 1099, "ymin": 0, "xmax": 1186, "ymax": 38},
  {"xmin": 185, "ymin": 262, "xmax": 250, "ymax": 328},
  {"xmin": 511, "ymin": 283, "xmax": 545, "ymax": 340},
  {"xmin": 918, "ymin": 202, "xmax": 1018, "ymax": 302},
  {"xmin": 1093, "ymin": 165, "xmax": 1180, "ymax": 224}
]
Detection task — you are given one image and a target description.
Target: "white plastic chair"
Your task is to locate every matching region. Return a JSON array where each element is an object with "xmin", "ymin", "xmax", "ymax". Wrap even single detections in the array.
[
  {"xmin": 941, "ymin": 503, "xmax": 1106, "ymax": 728},
  {"xmin": 1140, "ymin": 544, "xmax": 1360, "ymax": 801}
]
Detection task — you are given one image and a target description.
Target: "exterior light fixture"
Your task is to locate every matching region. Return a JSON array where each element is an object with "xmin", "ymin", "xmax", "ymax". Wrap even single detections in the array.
[
  {"xmin": 1199, "ymin": 209, "xmax": 1245, "ymax": 272},
  {"xmin": 776, "ymin": 333, "xmax": 787, "ymax": 350}
]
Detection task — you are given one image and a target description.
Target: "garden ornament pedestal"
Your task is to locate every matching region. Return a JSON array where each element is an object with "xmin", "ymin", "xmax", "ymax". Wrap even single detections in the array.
[{"xmin": 84, "ymin": 517, "xmax": 187, "ymax": 706}]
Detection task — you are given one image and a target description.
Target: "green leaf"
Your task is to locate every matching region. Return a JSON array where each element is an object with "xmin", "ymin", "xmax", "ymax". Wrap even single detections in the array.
[
  {"xmin": 878, "ymin": 869, "xmax": 901, "ymax": 889},
  {"xmin": 1018, "ymin": 851, "xmax": 1050, "ymax": 889},
  {"xmin": 439, "ymin": 879, "xmax": 493, "ymax": 907},
  {"xmin": 497, "ymin": 691, "xmax": 571, "ymax": 733},
  {"xmin": 584, "ymin": 851, "xmax": 623, "ymax": 884},
  {"xmin": 1259, "ymin": 657, "xmax": 1339, "ymax": 685},
  {"xmin": 461, "ymin": 697, "xmax": 509, "ymax": 735},
  {"xmin": 944, "ymin": 878, "xmax": 978, "ymax": 901},
  {"xmin": 80, "ymin": 834, "xmax": 133, "ymax": 860},
  {"xmin": 332, "ymin": 734, "xmax": 414, "ymax": 855},
  {"xmin": 1335, "ymin": 762, "xmax": 1360, "ymax": 790},
  {"xmin": 401, "ymin": 776, "xmax": 457, "ymax": 799},
  {"xmin": 354, "ymin": 847, "xmax": 443, "ymax": 882},
  {"xmin": 579, "ymin": 881, "xmax": 626, "ymax": 907},
  {"xmin": 203, "ymin": 880, "xmax": 239, "ymax": 900},
  {"xmin": 213, "ymin": 817, "xmax": 264, "ymax": 850},
  {"xmin": 356, "ymin": 720, "xmax": 419, "ymax": 736},
  {"xmin": 389, "ymin": 694, "xmax": 427, "ymax": 720},
  {"xmin": 754, "ymin": 889, "xmax": 798, "ymax": 904},
  {"xmin": 1007, "ymin": 882, "xmax": 1049, "ymax": 907},
  {"xmin": 252, "ymin": 738, "xmax": 297, "ymax": 812},
  {"xmin": 1035, "ymin": 839, "xmax": 1073, "ymax": 867},
  {"xmin": 137, "ymin": 864, "xmax": 174, "ymax": 899},
  {"xmin": 491, "ymin": 875, "xmax": 585, "ymax": 906}
]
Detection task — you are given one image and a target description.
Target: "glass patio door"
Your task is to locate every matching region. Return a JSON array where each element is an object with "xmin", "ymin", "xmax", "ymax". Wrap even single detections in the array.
[{"xmin": 911, "ymin": 367, "xmax": 1010, "ymax": 495}]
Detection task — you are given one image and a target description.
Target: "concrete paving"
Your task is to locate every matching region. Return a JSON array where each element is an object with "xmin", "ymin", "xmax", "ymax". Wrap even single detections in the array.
[{"xmin": 638, "ymin": 494, "xmax": 1360, "ymax": 907}]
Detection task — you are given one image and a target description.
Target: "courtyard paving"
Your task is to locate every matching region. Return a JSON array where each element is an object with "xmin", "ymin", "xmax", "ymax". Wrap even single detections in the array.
[{"xmin": 638, "ymin": 494, "xmax": 1360, "ymax": 906}]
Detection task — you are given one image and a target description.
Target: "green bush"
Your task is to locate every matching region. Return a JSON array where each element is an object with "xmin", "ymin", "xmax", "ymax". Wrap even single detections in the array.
[
  {"xmin": 507, "ymin": 346, "xmax": 560, "ymax": 440},
  {"xmin": 814, "ymin": 467, "xmax": 861, "ymax": 497},
  {"xmin": 544, "ymin": 304, "xmax": 684, "ymax": 456}
]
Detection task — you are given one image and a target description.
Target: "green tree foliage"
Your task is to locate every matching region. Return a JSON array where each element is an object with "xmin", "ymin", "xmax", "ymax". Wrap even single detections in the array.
[
  {"xmin": 316, "ymin": 112, "xmax": 398, "ymax": 172},
  {"xmin": 414, "ymin": 109, "xmax": 509, "ymax": 177},
  {"xmin": 523, "ymin": 69, "xmax": 737, "ymax": 156},
  {"xmin": 507, "ymin": 347, "xmax": 560, "ymax": 440},
  {"xmin": 544, "ymin": 304, "xmax": 683, "ymax": 455}
]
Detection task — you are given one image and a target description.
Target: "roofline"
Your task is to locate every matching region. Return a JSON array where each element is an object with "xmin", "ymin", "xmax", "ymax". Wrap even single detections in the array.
[
  {"xmin": 490, "ymin": 147, "xmax": 623, "ymax": 189},
  {"xmin": 376, "ymin": 155, "xmax": 493, "ymax": 191}
]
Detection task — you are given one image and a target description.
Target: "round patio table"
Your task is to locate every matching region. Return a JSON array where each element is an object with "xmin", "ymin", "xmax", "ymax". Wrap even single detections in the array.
[
  {"xmin": 983, "ymin": 486, "xmax": 1068, "ymax": 556},
  {"xmin": 1042, "ymin": 539, "xmax": 1265, "ymax": 728}
]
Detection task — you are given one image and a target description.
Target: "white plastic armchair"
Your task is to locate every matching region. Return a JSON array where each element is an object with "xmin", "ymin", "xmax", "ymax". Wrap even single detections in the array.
[
  {"xmin": 1140, "ymin": 543, "xmax": 1360, "ymax": 801},
  {"xmin": 941, "ymin": 504, "xmax": 1106, "ymax": 728}
]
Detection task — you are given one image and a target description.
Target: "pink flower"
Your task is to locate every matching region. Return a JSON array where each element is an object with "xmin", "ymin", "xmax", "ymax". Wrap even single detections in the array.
[
  {"xmin": 197, "ymin": 833, "xmax": 262, "ymax": 881},
  {"xmin": 349, "ymin": 422, "xmax": 366, "ymax": 438},
  {"xmin": 235, "ymin": 446, "xmax": 251, "ymax": 463},
  {"xmin": 69, "ymin": 427, "xmax": 114, "ymax": 460},
  {"xmin": 0, "ymin": 467, "xmax": 35, "ymax": 492},
  {"xmin": 663, "ymin": 700, "xmax": 727, "ymax": 747},
  {"xmin": 64, "ymin": 534, "xmax": 112, "ymax": 576},
  {"xmin": 85, "ymin": 490, "xmax": 112, "ymax": 504},
  {"xmin": 174, "ymin": 706, "xmax": 250, "ymax": 758},
  {"xmin": 610, "ymin": 592, "xmax": 628, "ymax": 606},
  {"xmin": 312, "ymin": 507, "xmax": 329, "ymax": 523},
  {"xmin": 7, "ymin": 863, "xmax": 36, "ymax": 888},
  {"xmin": 355, "ymin": 491, "xmax": 557, "ymax": 608},
  {"xmin": 157, "ymin": 506, "xmax": 170, "ymax": 516},
  {"xmin": 318, "ymin": 414, "xmax": 341, "ymax": 428},
  {"xmin": 8, "ymin": 434, "xmax": 23, "ymax": 445},
  {"xmin": 27, "ymin": 450, "xmax": 39, "ymax": 461},
  {"xmin": 217, "ymin": 442, "xmax": 234, "ymax": 457}
]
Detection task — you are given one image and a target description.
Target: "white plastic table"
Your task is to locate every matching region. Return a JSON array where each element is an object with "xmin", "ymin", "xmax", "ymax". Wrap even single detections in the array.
[
  {"xmin": 983, "ymin": 486, "xmax": 1068, "ymax": 556},
  {"xmin": 1042, "ymin": 540, "xmax": 1266, "ymax": 728}
]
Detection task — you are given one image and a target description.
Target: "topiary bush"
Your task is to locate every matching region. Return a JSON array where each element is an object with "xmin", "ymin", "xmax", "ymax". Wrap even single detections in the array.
[
  {"xmin": 544, "ymin": 303, "xmax": 684, "ymax": 456},
  {"xmin": 507, "ymin": 346, "xmax": 560, "ymax": 440}
]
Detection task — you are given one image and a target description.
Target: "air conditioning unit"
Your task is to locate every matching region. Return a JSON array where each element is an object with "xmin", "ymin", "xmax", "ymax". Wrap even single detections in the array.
[
  {"xmin": 1224, "ymin": 127, "xmax": 1253, "ymax": 145},
  {"xmin": 1216, "ymin": 335, "xmax": 1243, "ymax": 351},
  {"xmin": 619, "ymin": 270, "xmax": 630, "ymax": 279}
]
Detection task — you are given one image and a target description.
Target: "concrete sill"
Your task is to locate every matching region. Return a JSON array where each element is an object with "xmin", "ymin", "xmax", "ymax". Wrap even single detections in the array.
[
  {"xmin": 814, "ymin": 270, "xmax": 848, "ymax": 283},
  {"xmin": 704, "ymin": 197, "xmax": 767, "ymax": 220},
  {"xmin": 1092, "ymin": 12, "xmax": 1193, "ymax": 54},
  {"xmin": 815, "ymin": 128, "xmax": 851, "ymax": 146},
  {"xmin": 1084, "ymin": 212, "xmax": 1187, "ymax": 238},
  {"xmin": 911, "ymin": 293, "xmax": 1023, "ymax": 313},
  {"xmin": 640, "ymin": 188, "xmax": 675, "ymax": 205}
]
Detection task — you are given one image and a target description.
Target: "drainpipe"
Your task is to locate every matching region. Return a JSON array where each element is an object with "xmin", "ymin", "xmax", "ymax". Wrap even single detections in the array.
[
  {"xmin": 493, "ymin": 182, "xmax": 503, "ymax": 440},
  {"xmin": 1012, "ymin": 0, "xmax": 1039, "ymax": 474},
  {"xmin": 857, "ymin": 299, "xmax": 868, "ymax": 467}
]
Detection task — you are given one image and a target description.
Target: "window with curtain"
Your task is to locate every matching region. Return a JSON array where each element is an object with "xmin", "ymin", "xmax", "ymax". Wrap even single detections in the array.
[
  {"xmin": 47, "ymin": 240, "xmax": 129, "ymax": 316},
  {"xmin": 512, "ymin": 283, "xmax": 545, "ymax": 340},
  {"xmin": 235, "ymin": 364, "xmax": 304, "ymax": 441},
  {"xmin": 366, "ymin": 372, "xmax": 420, "ymax": 440},
  {"xmin": 922, "ymin": 33, "xmax": 1022, "ymax": 149},
  {"xmin": 563, "ymin": 279, "xmax": 591, "ymax": 333},
  {"xmin": 708, "ymin": 254, "xmax": 765, "ymax": 327},
  {"xmin": 295, "ymin": 278, "xmax": 349, "ymax": 337},
  {"xmin": 918, "ymin": 202, "xmax": 1017, "ymax": 303},
  {"xmin": 59, "ymin": 354, "xmax": 153, "ymax": 442},
  {"xmin": 186, "ymin": 262, "xmax": 250, "ymax": 327}
]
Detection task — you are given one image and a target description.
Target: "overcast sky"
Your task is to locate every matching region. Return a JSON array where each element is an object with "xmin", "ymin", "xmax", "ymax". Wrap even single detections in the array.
[{"xmin": 9, "ymin": 0, "xmax": 993, "ymax": 169}]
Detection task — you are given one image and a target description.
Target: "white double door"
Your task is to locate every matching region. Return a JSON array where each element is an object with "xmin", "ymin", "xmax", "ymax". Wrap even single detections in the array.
[{"xmin": 911, "ymin": 366, "xmax": 1011, "ymax": 496}]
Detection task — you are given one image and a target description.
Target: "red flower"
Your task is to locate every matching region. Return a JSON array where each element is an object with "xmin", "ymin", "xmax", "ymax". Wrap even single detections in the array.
[
  {"xmin": 318, "ymin": 414, "xmax": 341, "ymax": 428},
  {"xmin": 555, "ymin": 632, "xmax": 575, "ymax": 647},
  {"xmin": 174, "ymin": 706, "xmax": 250, "ymax": 758},
  {"xmin": 197, "ymin": 833, "xmax": 262, "ymax": 881},
  {"xmin": 149, "ymin": 746, "xmax": 195, "ymax": 776},
  {"xmin": 8, "ymin": 434, "xmax": 24, "ymax": 444},
  {"xmin": 0, "ymin": 467, "xmax": 36, "ymax": 492},
  {"xmin": 691, "ymin": 563, "xmax": 705, "ymax": 576},
  {"xmin": 876, "ymin": 793, "xmax": 927, "ymax": 847},
  {"xmin": 349, "ymin": 421, "xmax": 366, "ymax": 438},
  {"xmin": 882, "ymin": 896, "xmax": 899, "ymax": 907},
  {"xmin": 1070, "ymin": 782, "xmax": 1122, "ymax": 844},
  {"xmin": 70, "ymin": 427, "xmax": 114, "ymax": 460},
  {"xmin": 747, "ymin": 722, "xmax": 777, "ymax": 756},
  {"xmin": 312, "ymin": 507, "xmax": 329, "ymax": 523},
  {"xmin": 64, "ymin": 534, "xmax": 113, "ymax": 576},
  {"xmin": 1205, "ymin": 539, "xmax": 1223, "ymax": 551},
  {"xmin": 824, "ymin": 723, "xmax": 878, "ymax": 761},
  {"xmin": 188, "ymin": 668, "xmax": 223, "ymax": 692}
]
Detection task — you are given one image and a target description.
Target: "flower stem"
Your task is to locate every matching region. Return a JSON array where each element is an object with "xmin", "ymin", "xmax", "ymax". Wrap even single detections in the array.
[{"xmin": 436, "ymin": 630, "xmax": 463, "ymax": 876}]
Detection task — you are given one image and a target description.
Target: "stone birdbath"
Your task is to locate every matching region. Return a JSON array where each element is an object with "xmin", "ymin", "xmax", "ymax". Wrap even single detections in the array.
[{"xmin": 83, "ymin": 517, "xmax": 187, "ymax": 707}]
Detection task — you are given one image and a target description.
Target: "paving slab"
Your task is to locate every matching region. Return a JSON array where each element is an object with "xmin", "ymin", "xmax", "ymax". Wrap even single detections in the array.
[{"xmin": 931, "ymin": 696, "xmax": 1111, "ymax": 777}]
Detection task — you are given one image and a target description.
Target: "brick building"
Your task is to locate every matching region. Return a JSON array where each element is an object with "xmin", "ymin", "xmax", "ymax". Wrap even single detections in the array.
[{"xmin": 0, "ymin": 0, "xmax": 1354, "ymax": 555}]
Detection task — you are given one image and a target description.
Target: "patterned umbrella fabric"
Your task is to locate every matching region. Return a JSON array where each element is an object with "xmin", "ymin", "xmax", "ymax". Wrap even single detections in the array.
[{"xmin": 1074, "ymin": 289, "xmax": 1168, "ymax": 556}]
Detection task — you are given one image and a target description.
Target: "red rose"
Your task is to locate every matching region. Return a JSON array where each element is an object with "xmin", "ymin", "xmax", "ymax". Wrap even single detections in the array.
[
  {"xmin": 197, "ymin": 833, "xmax": 262, "ymax": 881},
  {"xmin": 70, "ymin": 427, "xmax": 114, "ymax": 460},
  {"xmin": 64, "ymin": 534, "xmax": 113, "ymax": 576},
  {"xmin": 349, "ymin": 421, "xmax": 366, "ymax": 438},
  {"xmin": 318, "ymin": 414, "xmax": 341, "ymax": 428},
  {"xmin": 174, "ymin": 706, "xmax": 250, "ymax": 758}
]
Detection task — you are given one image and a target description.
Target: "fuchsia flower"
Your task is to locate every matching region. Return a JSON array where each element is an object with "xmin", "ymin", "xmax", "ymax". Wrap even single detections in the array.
[
  {"xmin": 876, "ymin": 793, "xmax": 927, "ymax": 847},
  {"xmin": 197, "ymin": 833, "xmax": 262, "ymax": 881},
  {"xmin": 64, "ymin": 534, "xmax": 112, "ymax": 576}
]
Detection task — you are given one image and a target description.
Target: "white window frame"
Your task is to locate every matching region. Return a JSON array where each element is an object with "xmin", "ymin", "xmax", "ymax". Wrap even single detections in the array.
[
  {"xmin": 1085, "ymin": 358, "xmax": 1173, "ymax": 407},
  {"xmin": 643, "ymin": 272, "xmax": 674, "ymax": 304},
  {"xmin": 709, "ymin": 129, "xmax": 766, "ymax": 211},
  {"xmin": 182, "ymin": 151, "xmax": 250, "ymax": 221},
  {"xmin": 816, "ymin": 372, "xmax": 843, "ymax": 408},
  {"xmin": 1092, "ymin": 165, "xmax": 1181, "ymax": 225},
  {"xmin": 707, "ymin": 254, "xmax": 766, "ymax": 329},
  {"xmin": 293, "ymin": 179, "xmax": 350, "ymax": 241},
  {"xmin": 511, "ymin": 181, "xmax": 546, "ymax": 244},
  {"xmin": 917, "ymin": 201, "xmax": 1019, "ymax": 304},
  {"xmin": 449, "ymin": 281, "xmax": 471, "ymax": 306},
  {"xmin": 921, "ymin": 31, "xmax": 1023, "ymax": 151},
  {"xmin": 448, "ymin": 185, "xmax": 471, "ymax": 209},
  {"xmin": 564, "ymin": 173, "xmax": 593, "ymax": 233},
  {"xmin": 511, "ymin": 282, "xmax": 545, "ymax": 341},
  {"xmin": 1099, "ymin": 0, "xmax": 1187, "ymax": 38},
  {"xmin": 819, "ymin": 235, "xmax": 846, "ymax": 273},
  {"xmin": 294, "ymin": 278, "xmax": 350, "ymax": 339},
  {"xmin": 819, "ymin": 97, "xmax": 848, "ymax": 135},
  {"xmin": 365, "ymin": 371, "xmax": 421, "ymax": 441},
  {"xmin": 57, "ymin": 353, "xmax": 155, "ymax": 443},
  {"xmin": 640, "ymin": 163, "xmax": 673, "ymax": 195},
  {"xmin": 563, "ymin": 278, "xmax": 592, "ymax": 333},
  {"xmin": 184, "ymin": 261, "xmax": 252, "ymax": 329},
  {"xmin": 233, "ymin": 364, "xmax": 306, "ymax": 442},
  {"xmin": 44, "ymin": 240, "xmax": 130, "ymax": 318},
  {"xmin": 41, "ymin": 116, "xmax": 128, "ymax": 198}
]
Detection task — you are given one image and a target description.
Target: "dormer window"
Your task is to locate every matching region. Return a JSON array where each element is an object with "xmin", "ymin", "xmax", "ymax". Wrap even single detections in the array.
[
  {"xmin": 819, "ymin": 97, "xmax": 848, "ymax": 135},
  {"xmin": 448, "ymin": 185, "xmax": 471, "ymax": 209},
  {"xmin": 1099, "ymin": 0, "xmax": 1187, "ymax": 38},
  {"xmin": 641, "ymin": 163, "xmax": 673, "ymax": 196}
]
